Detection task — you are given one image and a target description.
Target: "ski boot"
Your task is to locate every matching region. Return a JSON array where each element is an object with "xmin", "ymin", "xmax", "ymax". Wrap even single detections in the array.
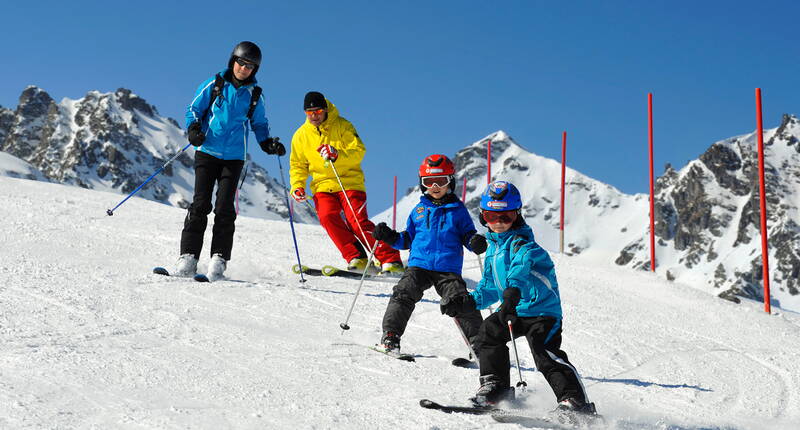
[
  {"xmin": 206, "ymin": 253, "xmax": 227, "ymax": 281},
  {"xmin": 381, "ymin": 332, "xmax": 401, "ymax": 353},
  {"xmin": 174, "ymin": 254, "xmax": 198, "ymax": 277},
  {"xmin": 470, "ymin": 375, "xmax": 514, "ymax": 407},
  {"xmin": 348, "ymin": 257, "xmax": 378, "ymax": 275},
  {"xmin": 379, "ymin": 261, "xmax": 405, "ymax": 276},
  {"xmin": 553, "ymin": 397, "xmax": 599, "ymax": 426}
]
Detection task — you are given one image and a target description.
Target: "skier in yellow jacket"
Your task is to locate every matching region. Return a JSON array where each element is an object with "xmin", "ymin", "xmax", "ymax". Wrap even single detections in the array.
[{"xmin": 289, "ymin": 91, "xmax": 403, "ymax": 274}]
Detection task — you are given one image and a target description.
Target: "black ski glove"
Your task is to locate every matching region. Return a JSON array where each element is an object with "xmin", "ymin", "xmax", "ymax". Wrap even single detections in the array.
[
  {"xmin": 498, "ymin": 287, "xmax": 521, "ymax": 325},
  {"xmin": 259, "ymin": 137, "xmax": 286, "ymax": 156},
  {"xmin": 372, "ymin": 222, "xmax": 400, "ymax": 244},
  {"xmin": 441, "ymin": 294, "xmax": 477, "ymax": 317},
  {"xmin": 187, "ymin": 122, "xmax": 205, "ymax": 147},
  {"xmin": 469, "ymin": 234, "xmax": 487, "ymax": 255}
]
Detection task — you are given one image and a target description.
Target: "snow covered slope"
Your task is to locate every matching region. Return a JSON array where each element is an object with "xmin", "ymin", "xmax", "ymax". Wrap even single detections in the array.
[{"xmin": 1, "ymin": 176, "xmax": 799, "ymax": 429}]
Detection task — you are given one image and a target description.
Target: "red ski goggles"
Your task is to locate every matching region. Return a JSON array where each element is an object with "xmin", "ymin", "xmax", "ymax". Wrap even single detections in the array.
[
  {"xmin": 481, "ymin": 209, "xmax": 518, "ymax": 224},
  {"xmin": 421, "ymin": 175, "xmax": 451, "ymax": 188}
]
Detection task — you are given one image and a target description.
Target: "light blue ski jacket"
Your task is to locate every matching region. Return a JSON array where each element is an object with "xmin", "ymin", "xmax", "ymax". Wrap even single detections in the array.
[
  {"xmin": 470, "ymin": 224, "xmax": 563, "ymax": 318},
  {"xmin": 185, "ymin": 70, "xmax": 270, "ymax": 160}
]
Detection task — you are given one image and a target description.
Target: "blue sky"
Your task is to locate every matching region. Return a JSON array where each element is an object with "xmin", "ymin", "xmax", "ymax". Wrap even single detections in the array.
[{"xmin": 2, "ymin": 1, "xmax": 799, "ymax": 215}]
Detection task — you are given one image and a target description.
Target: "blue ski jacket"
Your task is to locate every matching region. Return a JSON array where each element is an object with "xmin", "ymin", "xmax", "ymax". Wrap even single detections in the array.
[
  {"xmin": 470, "ymin": 224, "xmax": 562, "ymax": 319},
  {"xmin": 185, "ymin": 70, "xmax": 270, "ymax": 161},
  {"xmin": 389, "ymin": 194, "xmax": 477, "ymax": 274}
]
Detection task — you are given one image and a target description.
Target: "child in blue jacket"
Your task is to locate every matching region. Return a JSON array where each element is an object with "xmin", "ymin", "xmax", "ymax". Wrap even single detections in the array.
[
  {"xmin": 468, "ymin": 181, "xmax": 596, "ymax": 416},
  {"xmin": 372, "ymin": 155, "xmax": 486, "ymax": 354}
]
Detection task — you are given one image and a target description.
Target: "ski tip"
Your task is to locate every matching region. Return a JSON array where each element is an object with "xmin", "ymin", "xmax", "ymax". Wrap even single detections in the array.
[
  {"xmin": 153, "ymin": 267, "xmax": 170, "ymax": 276},
  {"xmin": 321, "ymin": 265, "xmax": 339, "ymax": 276},
  {"xmin": 419, "ymin": 399, "xmax": 439, "ymax": 408},
  {"xmin": 193, "ymin": 274, "xmax": 210, "ymax": 282},
  {"xmin": 451, "ymin": 357, "xmax": 476, "ymax": 368}
]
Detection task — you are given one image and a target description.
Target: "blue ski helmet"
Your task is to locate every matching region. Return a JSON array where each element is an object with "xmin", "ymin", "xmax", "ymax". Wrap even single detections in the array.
[{"xmin": 480, "ymin": 181, "xmax": 522, "ymax": 211}]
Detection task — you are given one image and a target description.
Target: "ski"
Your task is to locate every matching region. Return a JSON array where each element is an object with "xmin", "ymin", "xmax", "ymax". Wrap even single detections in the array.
[
  {"xmin": 194, "ymin": 273, "xmax": 210, "ymax": 282},
  {"xmin": 367, "ymin": 345, "xmax": 416, "ymax": 362},
  {"xmin": 419, "ymin": 399, "xmax": 497, "ymax": 415},
  {"xmin": 291, "ymin": 264, "xmax": 395, "ymax": 283},
  {"xmin": 491, "ymin": 412, "xmax": 572, "ymax": 429},
  {"xmin": 451, "ymin": 357, "xmax": 477, "ymax": 368},
  {"xmin": 153, "ymin": 267, "xmax": 170, "ymax": 276}
]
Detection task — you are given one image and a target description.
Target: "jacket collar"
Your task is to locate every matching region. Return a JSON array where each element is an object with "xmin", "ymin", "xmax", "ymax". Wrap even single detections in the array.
[{"xmin": 486, "ymin": 224, "xmax": 535, "ymax": 244}]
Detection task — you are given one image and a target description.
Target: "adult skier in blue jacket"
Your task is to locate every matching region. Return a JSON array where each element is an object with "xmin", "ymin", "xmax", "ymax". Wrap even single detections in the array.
[
  {"xmin": 175, "ymin": 41, "xmax": 286, "ymax": 281},
  {"xmin": 467, "ymin": 181, "xmax": 596, "ymax": 417},
  {"xmin": 372, "ymin": 154, "xmax": 486, "ymax": 354}
]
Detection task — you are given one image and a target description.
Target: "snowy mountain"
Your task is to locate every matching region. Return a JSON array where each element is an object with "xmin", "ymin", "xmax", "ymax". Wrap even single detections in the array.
[
  {"xmin": 376, "ymin": 124, "xmax": 800, "ymax": 312},
  {"xmin": 0, "ymin": 86, "xmax": 314, "ymax": 223},
  {"xmin": 1, "ymin": 175, "xmax": 799, "ymax": 429}
]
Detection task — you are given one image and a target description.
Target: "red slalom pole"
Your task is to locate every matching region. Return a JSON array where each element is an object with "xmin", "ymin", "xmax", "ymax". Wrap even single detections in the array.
[
  {"xmin": 461, "ymin": 176, "xmax": 467, "ymax": 202},
  {"xmin": 648, "ymin": 93, "xmax": 656, "ymax": 272},
  {"xmin": 560, "ymin": 131, "xmax": 567, "ymax": 254},
  {"xmin": 487, "ymin": 139, "xmax": 492, "ymax": 184},
  {"xmin": 755, "ymin": 88, "xmax": 771, "ymax": 314},
  {"xmin": 392, "ymin": 175, "xmax": 397, "ymax": 230}
]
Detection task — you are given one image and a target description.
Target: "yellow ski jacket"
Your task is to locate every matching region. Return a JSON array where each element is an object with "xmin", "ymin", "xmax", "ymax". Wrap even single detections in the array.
[{"xmin": 289, "ymin": 100, "xmax": 366, "ymax": 194}]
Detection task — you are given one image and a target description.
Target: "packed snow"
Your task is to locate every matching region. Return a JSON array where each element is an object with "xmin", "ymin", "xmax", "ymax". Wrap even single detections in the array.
[{"xmin": 1, "ymin": 176, "xmax": 799, "ymax": 429}]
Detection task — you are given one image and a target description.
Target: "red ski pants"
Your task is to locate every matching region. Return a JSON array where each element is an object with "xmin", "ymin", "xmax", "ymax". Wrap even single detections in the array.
[{"xmin": 313, "ymin": 190, "xmax": 401, "ymax": 265}]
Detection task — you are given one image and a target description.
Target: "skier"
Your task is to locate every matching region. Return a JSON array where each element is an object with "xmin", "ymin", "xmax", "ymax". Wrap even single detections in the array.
[
  {"xmin": 289, "ymin": 91, "xmax": 403, "ymax": 274},
  {"xmin": 372, "ymin": 154, "xmax": 486, "ymax": 354},
  {"xmin": 467, "ymin": 181, "xmax": 596, "ymax": 416},
  {"xmin": 175, "ymin": 41, "xmax": 285, "ymax": 280}
]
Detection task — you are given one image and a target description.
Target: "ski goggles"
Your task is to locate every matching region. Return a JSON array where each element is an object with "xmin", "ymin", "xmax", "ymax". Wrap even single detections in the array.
[
  {"xmin": 481, "ymin": 209, "xmax": 518, "ymax": 224},
  {"xmin": 305, "ymin": 108, "xmax": 325, "ymax": 116},
  {"xmin": 235, "ymin": 58, "xmax": 256, "ymax": 70},
  {"xmin": 421, "ymin": 175, "xmax": 451, "ymax": 188}
]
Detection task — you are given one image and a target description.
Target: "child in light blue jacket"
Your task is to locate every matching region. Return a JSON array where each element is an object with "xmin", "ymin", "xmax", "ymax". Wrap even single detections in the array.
[{"xmin": 468, "ymin": 181, "xmax": 596, "ymax": 417}]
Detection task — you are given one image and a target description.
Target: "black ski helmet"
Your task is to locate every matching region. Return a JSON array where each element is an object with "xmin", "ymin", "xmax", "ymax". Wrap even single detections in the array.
[{"xmin": 229, "ymin": 41, "xmax": 262, "ymax": 73}]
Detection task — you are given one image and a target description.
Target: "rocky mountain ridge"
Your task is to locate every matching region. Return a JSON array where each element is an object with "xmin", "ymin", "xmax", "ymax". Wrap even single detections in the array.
[{"xmin": 0, "ymin": 86, "xmax": 314, "ymax": 223}]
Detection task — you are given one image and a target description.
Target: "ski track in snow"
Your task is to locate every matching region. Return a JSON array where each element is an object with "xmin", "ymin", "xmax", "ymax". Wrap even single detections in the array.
[{"xmin": 1, "ymin": 176, "xmax": 799, "ymax": 430}]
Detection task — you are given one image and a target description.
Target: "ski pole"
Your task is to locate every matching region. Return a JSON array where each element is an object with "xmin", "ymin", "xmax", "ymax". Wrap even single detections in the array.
[
  {"xmin": 329, "ymin": 161, "xmax": 372, "ymax": 252},
  {"xmin": 453, "ymin": 317, "xmax": 478, "ymax": 361},
  {"xmin": 508, "ymin": 320, "xmax": 527, "ymax": 389},
  {"xmin": 339, "ymin": 240, "xmax": 380, "ymax": 333},
  {"xmin": 106, "ymin": 142, "xmax": 192, "ymax": 215},
  {"xmin": 277, "ymin": 155, "xmax": 306, "ymax": 283}
]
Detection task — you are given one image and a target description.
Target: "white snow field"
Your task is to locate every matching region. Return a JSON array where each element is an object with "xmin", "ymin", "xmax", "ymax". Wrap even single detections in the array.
[{"xmin": 1, "ymin": 176, "xmax": 798, "ymax": 430}]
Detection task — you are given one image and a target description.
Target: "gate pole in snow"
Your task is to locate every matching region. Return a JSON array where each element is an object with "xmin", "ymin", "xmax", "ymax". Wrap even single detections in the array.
[
  {"xmin": 560, "ymin": 131, "xmax": 567, "ymax": 254},
  {"xmin": 392, "ymin": 175, "xmax": 397, "ymax": 230},
  {"xmin": 755, "ymin": 88, "xmax": 771, "ymax": 314},
  {"xmin": 648, "ymin": 93, "xmax": 656, "ymax": 272}
]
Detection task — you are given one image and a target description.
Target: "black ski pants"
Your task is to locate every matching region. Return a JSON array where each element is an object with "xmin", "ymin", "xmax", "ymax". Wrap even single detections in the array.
[
  {"xmin": 382, "ymin": 267, "xmax": 483, "ymax": 348},
  {"xmin": 477, "ymin": 313, "xmax": 588, "ymax": 404},
  {"xmin": 180, "ymin": 151, "xmax": 244, "ymax": 261}
]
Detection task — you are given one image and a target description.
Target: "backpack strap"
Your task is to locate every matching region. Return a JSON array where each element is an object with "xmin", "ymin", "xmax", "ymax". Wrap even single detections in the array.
[
  {"xmin": 201, "ymin": 74, "xmax": 225, "ymax": 124},
  {"xmin": 247, "ymin": 86, "xmax": 262, "ymax": 120}
]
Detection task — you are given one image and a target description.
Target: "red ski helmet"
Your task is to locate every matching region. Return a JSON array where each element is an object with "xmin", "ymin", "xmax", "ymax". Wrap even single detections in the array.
[{"xmin": 418, "ymin": 154, "xmax": 456, "ymax": 193}]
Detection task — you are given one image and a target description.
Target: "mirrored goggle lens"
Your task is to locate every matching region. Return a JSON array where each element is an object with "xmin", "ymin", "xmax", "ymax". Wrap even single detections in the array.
[
  {"xmin": 235, "ymin": 58, "xmax": 256, "ymax": 70},
  {"xmin": 305, "ymin": 108, "xmax": 325, "ymax": 115},
  {"xmin": 421, "ymin": 176, "xmax": 450, "ymax": 188},
  {"xmin": 482, "ymin": 210, "xmax": 517, "ymax": 223}
]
